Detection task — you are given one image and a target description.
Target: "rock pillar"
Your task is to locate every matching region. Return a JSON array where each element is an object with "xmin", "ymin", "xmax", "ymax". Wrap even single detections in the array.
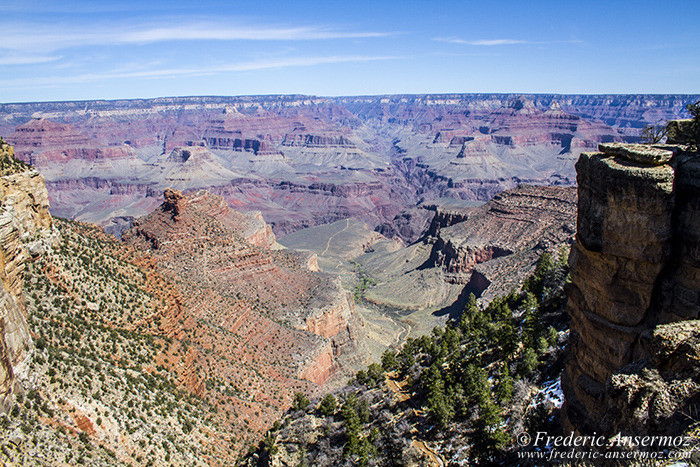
[{"xmin": 562, "ymin": 142, "xmax": 700, "ymax": 433}]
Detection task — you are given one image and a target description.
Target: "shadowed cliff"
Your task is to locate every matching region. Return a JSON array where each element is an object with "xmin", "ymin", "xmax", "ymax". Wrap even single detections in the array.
[{"xmin": 563, "ymin": 137, "xmax": 700, "ymax": 445}]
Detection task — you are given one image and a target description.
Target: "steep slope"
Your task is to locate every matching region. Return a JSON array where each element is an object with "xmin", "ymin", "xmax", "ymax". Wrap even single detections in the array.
[
  {"xmin": 2, "ymin": 218, "xmax": 240, "ymax": 465},
  {"xmin": 121, "ymin": 189, "xmax": 365, "ymax": 383},
  {"xmin": 0, "ymin": 206, "xmax": 358, "ymax": 465},
  {"xmin": 426, "ymin": 185, "xmax": 577, "ymax": 299},
  {"xmin": 0, "ymin": 139, "xmax": 55, "ymax": 412}
]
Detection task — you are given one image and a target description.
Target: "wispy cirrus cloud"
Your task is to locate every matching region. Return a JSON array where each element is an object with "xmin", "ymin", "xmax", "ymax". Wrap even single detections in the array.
[
  {"xmin": 0, "ymin": 55, "xmax": 400, "ymax": 88},
  {"xmin": 0, "ymin": 20, "xmax": 393, "ymax": 54},
  {"xmin": 434, "ymin": 37, "xmax": 582, "ymax": 46},
  {"xmin": 0, "ymin": 0, "xmax": 186, "ymax": 14},
  {"xmin": 0, "ymin": 53, "xmax": 63, "ymax": 65}
]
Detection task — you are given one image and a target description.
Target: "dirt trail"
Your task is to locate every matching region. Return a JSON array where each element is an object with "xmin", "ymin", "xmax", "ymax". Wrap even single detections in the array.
[
  {"xmin": 390, "ymin": 315, "xmax": 411, "ymax": 347},
  {"xmin": 412, "ymin": 439, "xmax": 445, "ymax": 467},
  {"xmin": 321, "ymin": 218, "xmax": 350, "ymax": 256},
  {"xmin": 385, "ymin": 373, "xmax": 445, "ymax": 467},
  {"xmin": 386, "ymin": 379, "xmax": 409, "ymax": 403}
]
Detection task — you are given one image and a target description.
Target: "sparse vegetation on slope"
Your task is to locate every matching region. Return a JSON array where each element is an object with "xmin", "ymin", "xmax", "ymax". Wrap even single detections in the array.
[
  {"xmin": 0, "ymin": 137, "xmax": 31, "ymax": 175},
  {"xmin": 351, "ymin": 260, "xmax": 378, "ymax": 303},
  {"xmin": 250, "ymin": 249, "xmax": 571, "ymax": 466},
  {"xmin": 0, "ymin": 218, "xmax": 237, "ymax": 466}
]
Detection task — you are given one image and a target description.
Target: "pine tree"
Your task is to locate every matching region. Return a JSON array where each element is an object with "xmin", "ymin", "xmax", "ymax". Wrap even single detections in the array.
[
  {"xmin": 341, "ymin": 394, "xmax": 361, "ymax": 434},
  {"xmin": 319, "ymin": 394, "xmax": 337, "ymax": 416},
  {"xmin": 366, "ymin": 363, "xmax": 384, "ymax": 388},
  {"xmin": 380, "ymin": 349, "xmax": 398, "ymax": 371},
  {"xmin": 292, "ymin": 392, "xmax": 310, "ymax": 412},
  {"xmin": 427, "ymin": 377, "xmax": 455, "ymax": 429},
  {"xmin": 494, "ymin": 365, "xmax": 513, "ymax": 404},
  {"xmin": 497, "ymin": 321, "xmax": 518, "ymax": 357},
  {"xmin": 458, "ymin": 293, "xmax": 479, "ymax": 333},
  {"xmin": 519, "ymin": 347, "xmax": 539, "ymax": 377},
  {"xmin": 522, "ymin": 292, "xmax": 542, "ymax": 349}
]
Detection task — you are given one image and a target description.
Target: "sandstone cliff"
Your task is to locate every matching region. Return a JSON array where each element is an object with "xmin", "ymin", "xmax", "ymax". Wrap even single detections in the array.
[
  {"xmin": 562, "ymin": 141, "xmax": 700, "ymax": 435},
  {"xmin": 0, "ymin": 139, "xmax": 55, "ymax": 412}
]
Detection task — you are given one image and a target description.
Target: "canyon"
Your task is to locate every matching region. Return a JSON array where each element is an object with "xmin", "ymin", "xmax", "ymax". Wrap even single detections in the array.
[
  {"xmin": 280, "ymin": 183, "xmax": 577, "ymax": 342},
  {"xmin": 249, "ymin": 119, "xmax": 700, "ymax": 466},
  {"xmin": 0, "ymin": 94, "xmax": 698, "ymax": 464},
  {"xmin": 0, "ymin": 143, "xmax": 371, "ymax": 463},
  {"xmin": 1, "ymin": 94, "xmax": 696, "ymax": 239}
]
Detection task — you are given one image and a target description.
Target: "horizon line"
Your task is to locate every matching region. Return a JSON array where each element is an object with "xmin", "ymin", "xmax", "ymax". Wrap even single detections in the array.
[{"xmin": 3, "ymin": 92, "xmax": 700, "ymax": 106}]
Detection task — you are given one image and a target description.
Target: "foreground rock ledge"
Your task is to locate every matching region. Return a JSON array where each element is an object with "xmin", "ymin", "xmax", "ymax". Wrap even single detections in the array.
[{"xmin": 562, "ymin": 140, "xmax": 700, "ymax": 435}]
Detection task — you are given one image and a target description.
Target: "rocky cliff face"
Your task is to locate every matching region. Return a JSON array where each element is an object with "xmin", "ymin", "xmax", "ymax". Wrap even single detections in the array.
[
  {"xmin": 603, "ymin": 320, "xmax": 700, "ymax": 438},
  {"xmin": 562, "ymin": 141, "xmax": 700, "ymax": 434},
  {"xmin": 0, "ymin": 140, "xmax": 55, "ymax": 412}
]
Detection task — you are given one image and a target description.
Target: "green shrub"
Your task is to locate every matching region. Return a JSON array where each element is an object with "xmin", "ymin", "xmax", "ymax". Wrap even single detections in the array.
[
  {"xmin": 291, "ymin": 392, "xmax": 309, "ymax": 412},
  {"xmin": 667, "ymin": 101, "xmax": 700, "ymax": 150},
  {"xmin": 318, "ymin": 394, "xmax": 337, "ymax": 417}
]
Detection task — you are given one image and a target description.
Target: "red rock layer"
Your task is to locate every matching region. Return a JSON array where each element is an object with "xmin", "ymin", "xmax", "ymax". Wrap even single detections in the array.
[
  {"xmin": 427, "ymin": 185, "xmax": 577, "ymax": 282},
  {"xmin": 122, "ymin": 189, "xmax": 359, "ymax": 390}
]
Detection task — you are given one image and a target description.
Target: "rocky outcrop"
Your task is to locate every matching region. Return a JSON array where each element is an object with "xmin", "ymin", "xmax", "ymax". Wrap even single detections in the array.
[
  {"xmin": 205, "ymin": 136, "xmax": 284, "ymax": 158},
  {"xmin": 299, "ymin": 343, "xmax": 336, "ymax": 385},
  {"xmin": 281, "ymin": 133, "xmax": 356, "ymax": 148},
  {"xmin": 0, "ymin": 141, "xmax": 55, "ymax": 412},
  {"xmin": 304, "ymin": 281, "xmax": 355, "ymax": 339},
  {"xmin": 425, "ymin": 185, "xmax": 577, "ymax": 296},
  {"xmin": 160, "ymin": 188, "xmax": 276, "ymax": 248},
  {"xmin": 603, "ymin": 320, "xmax": 700, "ymax": 439},
  {"xmin": 422, "ymin": 199, "xmax": 483, "ymax": 238},
  {"xmin": 123, "ymin": 189, "xmax": 363, "ymax": 386},
  {"xmin": 562, "ymin": 141, "xmax": 700, "ymax": 435},
  {"xmin": 375, "ymin": 206, "xmax": 435, "ymax": 244},
  {"xmin": 362, "ymin": 185, "xmax": 577, "ymax": 315}
]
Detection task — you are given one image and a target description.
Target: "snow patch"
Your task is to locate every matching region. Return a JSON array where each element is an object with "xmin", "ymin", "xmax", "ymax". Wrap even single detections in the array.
[{"xmin": 529, "ymin": 377, "xmax": 564, "ymax": 410}]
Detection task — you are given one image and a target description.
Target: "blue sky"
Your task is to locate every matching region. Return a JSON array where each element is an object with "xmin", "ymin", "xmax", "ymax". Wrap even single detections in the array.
[{"xmin": 1, "ymin": 0, "xmax": 698, "ymax": 102}]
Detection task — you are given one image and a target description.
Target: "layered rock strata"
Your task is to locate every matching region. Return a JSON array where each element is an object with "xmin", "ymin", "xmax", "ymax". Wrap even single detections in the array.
[
  {"xmin": 425, "ymin": 185, "xmax": 577, "ymax": 296},
  {"xmin": 562, "ymin": 141, "xmax": 700, "ymax": 434},
  {"xmin": 3, "ymin": 94, "xmax": 695, "ymax": 237},
  {"xmin": 122, "ymin": 189, "xmax": 362, "ymax": 385},
  {"xmin": 0, "ymin": 141, "xmax": 55, "ymax": 412}
]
